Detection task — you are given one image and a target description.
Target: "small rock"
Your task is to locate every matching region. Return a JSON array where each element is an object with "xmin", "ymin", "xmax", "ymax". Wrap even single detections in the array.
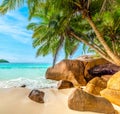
[
  {"xmin": 85, "ymin": 77, "xmax": 107, "ymax": 95},
  {"xmin": 68, "ymin": 88, "xmax": 115, "ymax": 114},
  {"xmin": 20, "ymin": 84, "xmax": 26, "ymax": 88},
  {"xmin": 57, "ymin": 80, "xmax": 73, "ymax": 89},
  {"xmin": 28, "ymin": 89, "xmax": 45, "ymax": 103}
]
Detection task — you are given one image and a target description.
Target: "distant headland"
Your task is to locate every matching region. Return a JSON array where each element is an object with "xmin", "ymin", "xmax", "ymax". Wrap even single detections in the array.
[{"xmin": 0, "ymin": 59, "xmax": 9, "ymax": 63}]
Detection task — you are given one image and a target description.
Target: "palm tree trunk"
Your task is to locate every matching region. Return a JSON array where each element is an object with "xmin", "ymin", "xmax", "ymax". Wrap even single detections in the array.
[
  {"xmin": 86, "ymin": 17, "xmax": 120, "ymax": 66},
  {"xmin": 70, "ymin": 32, "xmax": 115, "ymax": 64}
]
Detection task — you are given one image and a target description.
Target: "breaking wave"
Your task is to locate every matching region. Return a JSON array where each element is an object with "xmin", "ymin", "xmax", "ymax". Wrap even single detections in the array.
[{"xmin": 0, "ymin": 77, "xmax": 57, "ymax": 89}]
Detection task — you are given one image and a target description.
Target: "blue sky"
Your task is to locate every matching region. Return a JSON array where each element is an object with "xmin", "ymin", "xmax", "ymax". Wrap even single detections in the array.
[{"xmin": 0, "ymin": 6, "xmax": 82, "ymax": 63}]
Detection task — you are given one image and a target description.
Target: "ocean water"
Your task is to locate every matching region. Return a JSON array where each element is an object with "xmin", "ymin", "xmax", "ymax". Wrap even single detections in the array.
[{"xmin": 0, "ymin": 63, "xmax": 57, "ymax": 89}]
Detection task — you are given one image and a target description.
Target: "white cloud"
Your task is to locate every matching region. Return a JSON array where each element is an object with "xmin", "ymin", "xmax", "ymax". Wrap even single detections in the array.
[
  {"xmin": 0, "ymin": 7, "xmax": 33, "ymax": 44},
  {"xmin": 6, "ymin": 11, "xmax": 27, "ymax": 22},
  {"xmin": 0, "ymin": 6, "xmax": 57, "ymax": 63}
]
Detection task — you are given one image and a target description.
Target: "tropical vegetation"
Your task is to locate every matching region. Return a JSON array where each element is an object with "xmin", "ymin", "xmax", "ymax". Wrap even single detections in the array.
[
  {"xmin": 0, "ymin": 59, "xmax": 9, "ymax": 63},
  {"xmin": 0, "ymin": 0, "xmax": 120, "ymax": 66}
]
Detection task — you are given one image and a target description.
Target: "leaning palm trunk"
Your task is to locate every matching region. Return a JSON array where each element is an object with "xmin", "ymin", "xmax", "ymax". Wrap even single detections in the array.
[
  {"xmin": 70, "ymin": 32, "xmax": 115, "ymax": 64},
  {"xmin": 86, "ymin": 17, "xmax": 120, "ymax": 66}
]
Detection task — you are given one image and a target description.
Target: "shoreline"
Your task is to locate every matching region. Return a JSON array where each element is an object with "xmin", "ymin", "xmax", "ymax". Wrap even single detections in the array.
[{"xmin": 0, "ymin": 87, "xmax": 119, "ymax": 114}]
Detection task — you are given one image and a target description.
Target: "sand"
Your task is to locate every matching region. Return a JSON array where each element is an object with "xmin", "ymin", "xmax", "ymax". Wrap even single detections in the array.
[{"xmin": 0, "ymin": 87, "xmax": 119, "ymax": 114}]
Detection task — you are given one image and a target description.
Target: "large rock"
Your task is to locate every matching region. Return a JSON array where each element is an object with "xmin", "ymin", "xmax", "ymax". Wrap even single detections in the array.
[
  {"xmin": 46, "ymin": 59, "xmax": 86, "ymax": 87},
  {"xmin": 100, "ymin": 71, "xmax": 120, "ymax": 106},
  {"xmin": 76, "ymin": 55, "xmax": 109, "ymax": 81},
  {"xmin": 88, "ymin": 63, "xmax": 120, "ymax": 77},
  {"xmin": 68, "ymin": 88, "xmax": 115, "ymax": 114},
  {"xmin": 85, "ymin": 77, "xmax": 107, "ymax": 95},
  {"xmin": 28, "ymin": 89, "xmax": 45, "ymax": 103},
  {"xmin": 46, "ymin": 56, "xmax": 109, "ymax": 87},
  {"xmin": 57, "ymin": 80, "xmax": 73, "ymax": 89}
]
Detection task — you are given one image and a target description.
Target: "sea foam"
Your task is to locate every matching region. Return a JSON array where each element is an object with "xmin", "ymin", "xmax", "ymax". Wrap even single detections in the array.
[
  {"xmin": 0, "ymin": 77, "xmax": 57, "ymax": 89},
  {"xmin": 0, "ymin": 63, "xmax": 57, "ymax": 89}
]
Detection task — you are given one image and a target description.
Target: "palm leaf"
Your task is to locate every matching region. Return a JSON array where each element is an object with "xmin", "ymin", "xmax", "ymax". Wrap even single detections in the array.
[{"xmin": 0, "ymin": 0, "xmax": 24, "ymax": 14}]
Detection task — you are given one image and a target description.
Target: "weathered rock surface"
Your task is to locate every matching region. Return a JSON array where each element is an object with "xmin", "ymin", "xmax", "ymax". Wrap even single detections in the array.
[
  {"xmin": 68, "ymin": 88, "xmax": 115, "ymax": 114},
  {"xmin": 46, "ymin": 56, "xmax": 109, "ymax": 87},
  {"xmin": 101, "ymin": 71, "xmax": 120, "ymax": 106},
  {"xmin": 101, "ymin": 75, "xmax": 112, "ymax": 81},
  {"xmin": 85, "ymin": 77, "xmax": 107, "ymax": 95},
  {"xmin": 28, "ymin": 89, "xmax": 45, "ymax": 103},
  {"xmin": 88, "ymin": 63, "xmax": 120, "ymax": 77},
  {"xmin": 46, "ymin": 59, "xmax": 86, "ymax": 87},
  {"xmin": 57, "ymin": 80, "xmax": 73, "ymax": 89},
  {"xmin": 76, "ymin": 55, "xmax": 109, "ymax": 80}
]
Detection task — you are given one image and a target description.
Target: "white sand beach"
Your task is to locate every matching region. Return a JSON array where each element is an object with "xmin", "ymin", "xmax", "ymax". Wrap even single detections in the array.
[{"xmin": 0, "ymin": 87, "xmax": 119, "ymax": 114}]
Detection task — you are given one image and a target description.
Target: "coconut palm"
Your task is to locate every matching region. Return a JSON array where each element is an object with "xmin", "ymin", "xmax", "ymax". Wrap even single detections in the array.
[
  {"xmin": 50, "ymin": 0, "xmax": 120, "ymax": 65},
  {"xmin": 99, "ymin": 7, "xmax": 120, "ymax": 56},
  {"xmin": 0, "ymin": 0, "xmax": 120, "ymax": 65},
  {"xmin": 27, "ymin": 5, "xmax": 81, "ymax": 66},
  {"xmin": 0, "ymin": 0, "xmax": 82, "ymax": 66}
]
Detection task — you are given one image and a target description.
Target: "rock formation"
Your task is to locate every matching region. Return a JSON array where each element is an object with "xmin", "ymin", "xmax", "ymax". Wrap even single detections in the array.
[
  {"xmin": 77, "ymin": 55, "xmax": 109, "ymax": 81},
  {"xmin": 88, "ymin": 63, "xmax": 120, "ymax": 77},
  {"xmin": 46, "ymin": 56, "xmax": 109, "ymax": 87},
  {"xmin": 28, "ymin": 89, "xmax": 45, "ymax": 103},
  {"xmin": 100, "ymin": 71, "xmax": 120, "ymax": 106},
  {"xmin": 68, "ymin": 88, "xmax": 115, "ymax": 114},
  {"xmin": 46, "ymin": 59, "xmax": 86, "ymax": 87},
  {"xmin": 101, "ymin": 75, "xmax": 112, "ymax": 81},
  {"xmin": 85, "ymin": 77, "xmax": 107, "ymax": 95}
]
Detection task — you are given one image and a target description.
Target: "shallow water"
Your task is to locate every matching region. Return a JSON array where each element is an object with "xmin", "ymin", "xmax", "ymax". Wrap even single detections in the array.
[{"xmin": 0, "ymin": 63, "xmax": 57, "ymax": 89}]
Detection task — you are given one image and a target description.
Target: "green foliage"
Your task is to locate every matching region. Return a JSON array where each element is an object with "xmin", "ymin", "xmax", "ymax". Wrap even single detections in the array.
[
  {"xmin": 26, "ymin": 2, "xmax": 82, "ymax": 65},
  {"xmin": 0, "ymin": 0, "xmax": 24, "ymax": 14},
  {"xmin": 96, "ymin": 5, "xmax": 120, "ymax": 54},
  {"xmin": 0, "ymin": 0, "xmax": 120, "ymax": 65},
  {"xmin": 0, "ymin": 59, "xmax": 9, "ymax": 63}
]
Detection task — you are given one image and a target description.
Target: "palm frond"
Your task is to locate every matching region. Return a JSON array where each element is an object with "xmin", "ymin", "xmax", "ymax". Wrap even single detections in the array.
[
  {"xmin": 0, "ymin": 0, "xmax": 24, "ymax": 14},
  {"xmin": 27, "ymin": 22, "xmax": 38, "ymax": 30}
]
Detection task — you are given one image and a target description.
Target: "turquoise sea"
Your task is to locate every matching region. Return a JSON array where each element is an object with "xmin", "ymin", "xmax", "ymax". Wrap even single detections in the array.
[{"xmin": 0, "ymin": 63, "xmax": 57, "ymax": 89}]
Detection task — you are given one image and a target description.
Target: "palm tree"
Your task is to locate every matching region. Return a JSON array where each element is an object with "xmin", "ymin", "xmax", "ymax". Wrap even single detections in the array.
[
  {"xmin": 48, "ymin": 0, "xmax": 120, "ymax": 65},
  {"xmin": 0, "ymin": 0, "xmax": 24, "ymax": 14},
  {"xmin": 26, "ymin": 4, "xmax": 81, "ymax": 66},
  {"xmin": 52, "ymin": 0, "xmax": 120, "ymax": 65},
  {"xmin": 0, "ymin": 0, "xmax": 81, "ymax": 66},
  {"xmin": 0, "ymin": 0, "xmax": 120, "ymax": 65}
]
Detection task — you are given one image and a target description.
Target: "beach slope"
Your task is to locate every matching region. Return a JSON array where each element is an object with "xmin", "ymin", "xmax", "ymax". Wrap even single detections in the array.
[{"xmin": 0, "ymin": 88, "xmax": 119, "ymax": 114}]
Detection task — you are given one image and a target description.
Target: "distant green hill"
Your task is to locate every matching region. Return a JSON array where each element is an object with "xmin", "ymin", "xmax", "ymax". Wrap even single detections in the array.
[{"xmin": 0, "ymin": 59, "xmax": 9, "ymax": 63}]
